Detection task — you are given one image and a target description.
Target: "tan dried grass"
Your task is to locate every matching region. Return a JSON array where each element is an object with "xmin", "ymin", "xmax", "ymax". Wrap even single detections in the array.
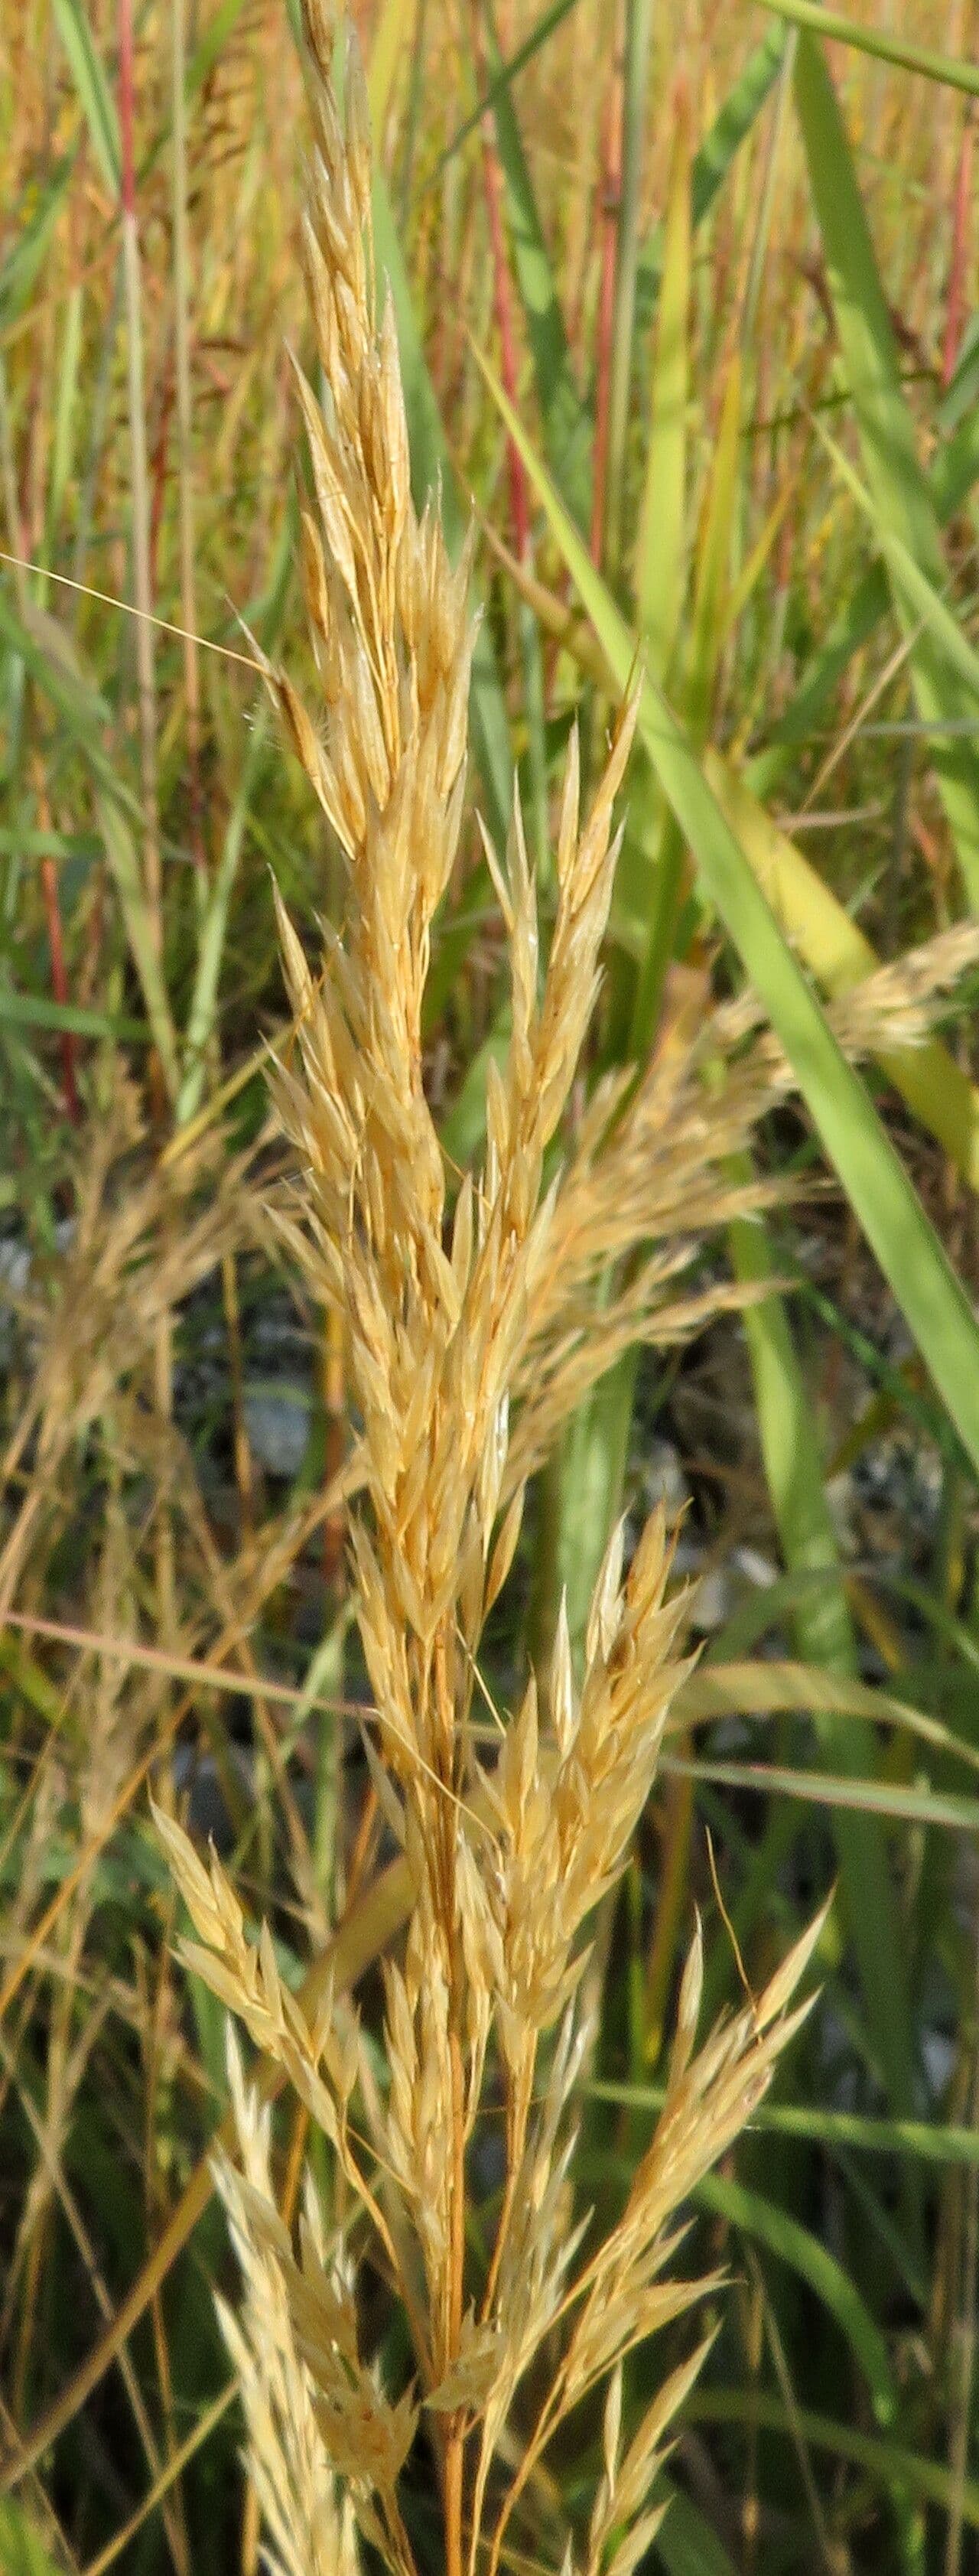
[{"xmin": 157, "ymin": 11, "xmax": 829, "ymax": 2574}]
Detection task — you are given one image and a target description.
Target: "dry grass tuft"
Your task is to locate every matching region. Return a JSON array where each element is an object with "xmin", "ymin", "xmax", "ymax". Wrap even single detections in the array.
[{"xmin": 156, "ymin": 10, "xmax": 828, "ymax": 2575}]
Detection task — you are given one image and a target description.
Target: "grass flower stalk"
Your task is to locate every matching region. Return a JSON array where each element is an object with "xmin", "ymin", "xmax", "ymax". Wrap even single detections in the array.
[{"xmin": 157, "ymin": 10, "xmax": 829, "ymax": 2570}]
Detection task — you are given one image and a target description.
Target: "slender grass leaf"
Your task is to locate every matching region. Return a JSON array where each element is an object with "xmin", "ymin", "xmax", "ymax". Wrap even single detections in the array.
[
  {"xmin": 427, "ymin": 0, "xmax": 583, "ymax": 191},
  {"xmin": 763, "ymin": 0, "xmax": 979, "ymax": 99},
  {"xmin": 678, "ymin": 1657, "xmax": 979, "ymax": 1780},
  {"xmin": 0, "ymin": 160, "xmax": 74, "ymax": 327},
  {"xmin": 590, "ymin": 2085, "xmax": 979, "ymax": 2172},
  {"xmin": 655, "ymin": 2486, "xmax": 738, "ymax": 2576},
  {"xmin": 185, "ymin": 0, "xmax": 253, "ymax": 101},
  {"xmin": 698, "ymin": 2171, "xmax": 897, "ymax": 2424},
  {"xmin": 474, "ymin": 349, "xmax": 979, "ymax": 1489},
  {"xmin": 665, "ymin": 1751, "xmax": 979, "ymax": 1836},
  {"xmin": 815, "ymin": 417, "xmax": 979, "ymax": 708},
  {"xmin": 369, "ymin": 0, "xmax": 415, "ymax": 136},
  {"xmin": 636, "ymin": 94, "xmax": 690, "ymax": 669},
  {"xmin": 707, "ymin": 753, "xmax": 979, "ymax": 1192},
  {"xmin": 605, "ymin": 0, "xmax": 655, "ymax": 573},
  {"xmin": 0, "ymin": 987, "xmax": 146, "ymax": 1040},
  {"xmin": 635, "ymin": 25, "xmax": 786, "ymax": 331},
  {"xmin": 372, "ymin": 176, "xmax": 511, "ymax": 846},
  {"xmin": 50, "ymin": 0, "xmax": 120, "ymax": 192},
  {"xmin": 483, "ymin": 1, "xmax": 591, "ymax": 527},
  {"xmin": 96, "ymin": 796, "xmax": 180, "ymax": 1099},
  {"xmin": 794, "ymin": 32, "xmax": 979, "ymax": 900},
  {"xmin": 688, "ymin": 2389, "xmax": 979, "ymax": 2527},
  {"xmin": 177, "ymin": 705, "xmax": 269, "ymax": 1126}
]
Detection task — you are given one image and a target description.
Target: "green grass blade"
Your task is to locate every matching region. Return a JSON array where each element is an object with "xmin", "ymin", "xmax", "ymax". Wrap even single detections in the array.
[
  {"xmin": 372, "ymin": 175, "xmax": 511, "ymax": 848},
  {"xmin": 483, "ymin": 2, "xmax": 591, "ymax": 527},
  {"xmin": 763, "ymin": 0, "xmax": 979, "ymax": 98},
  {"xmin": 50, "ymin": 0, "xmax": 120, "ymax": 192},
  {"xmin": 668, "ymin": 1751, "xmax": 979, "ymax": 1838},
  {"xmin": 0, "ymin": 987, "xmax": 146, "ymax": 1041},
  {"xmin": 474, "ymin": 350, "xmax": 979, "ymax": 1484},
  {"xmin": 751, "ymin": 396, "xmax": 979, "ymax": 798},
  {"xmin": 815, "ymin": 416, "xmax": 979, "ymax": 706},
  {"xmin": 96, "ymin": 796, "xmax": 180, "ymax": 1099},
  {"xmin": 0, "ymin": 159, "xmax": 75, "ymax": 330},
  {"xmin": 708, "ymin": 753, "xmax": 979, "ymax": 1191},
  {"xmin": 727, "ymin": 1202, "xmax": 917, "ymax": 2141},
  {"xmin": 177, "ymin": 705, "xmax": 269, "ymax": 1128},
  {"xmin": 655, "ymin": 2485, "xmax": 738, "ymax": 2576},
  {"xmin": 0, "ymin": 2501, "xmax": 65, "ymax": 2576},
  {"xmin": 428, "ymin": 0, "xmax": 584, "ymax": 191},
  {"xmin": 605, "ymin": 0, "xmax": 655, "ymax": 574},
  {"xmin": 678, "ymin": 1658, "xmax": 979, "ymax": 1781},
  {"xmin": 688, "ymin": 2389, "xmax": 979, "ymax": 2529},
  {"xmin": 184, "ymin": 0, "xmax": 252, "ymax": 101},
  {"xmin": 794, "ymin": 31, "xmax": 979, "ymax": 901},
  {"xmin": 635, "ymin": 24, "xmax": 786, "ymax": 332},
  {"xmin": 698, "ymin": 2171, "xmax": 897, "ymax": 2425},
  {"xmin": 725, "ymin": 1207, "xmax": 920, "ymax": 2125},
  {"xmin": 636, "ymin": 94, "xmax": 690, "ymax": 669},
  {"xmin": 593, "ymin": 2081, "xmax": 979, "ymax": 2170}
]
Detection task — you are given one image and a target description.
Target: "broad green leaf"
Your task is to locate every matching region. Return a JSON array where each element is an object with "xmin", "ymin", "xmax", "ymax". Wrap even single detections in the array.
[
  {"xmin": 590, "ymin": 2084, "xmax": 979, "ymax": 2172},
  {"xmin": 815, "ymin": 417, "xmax": 979, "ymax": 709},
  {"xmin": 667, "ymin": 1749, "xmax": 979, "ymax": 1837},
  {"xmin": 677, "ymin": 1658, "xmax": 979, "ymax": 1781}
]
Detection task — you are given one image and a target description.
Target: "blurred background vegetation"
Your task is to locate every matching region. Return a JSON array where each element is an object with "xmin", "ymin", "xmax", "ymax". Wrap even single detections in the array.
[{"xmin": 2, "ymin": 1, "xmax": 979, "ymax": 2569}]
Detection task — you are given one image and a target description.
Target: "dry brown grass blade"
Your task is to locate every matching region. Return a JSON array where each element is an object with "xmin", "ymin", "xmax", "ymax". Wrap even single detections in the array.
[
  {"xmin": 0, "ymin": 1475, "xmax": 350, "ymax": 2031},
  {"xmin": 0, "ymin": 1851, "xmax": 411, "ymax": 2494}
]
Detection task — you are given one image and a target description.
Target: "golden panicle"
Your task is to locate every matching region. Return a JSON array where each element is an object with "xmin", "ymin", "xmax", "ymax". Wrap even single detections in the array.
[{"xmin": 155, "ymin": 14, "xmax": 828, "ymax": 2576}]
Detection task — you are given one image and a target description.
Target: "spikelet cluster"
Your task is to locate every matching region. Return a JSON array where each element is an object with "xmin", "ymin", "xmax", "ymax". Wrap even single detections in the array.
[{"xmin": 157, "ymin": 11, "xmax": 827, "ymax": 2576}]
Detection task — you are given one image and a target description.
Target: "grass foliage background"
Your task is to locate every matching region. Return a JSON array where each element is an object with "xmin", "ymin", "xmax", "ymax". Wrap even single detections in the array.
[{"xmin": 2, "ymin": 0, "xmax": 979, "ymax": 2569}]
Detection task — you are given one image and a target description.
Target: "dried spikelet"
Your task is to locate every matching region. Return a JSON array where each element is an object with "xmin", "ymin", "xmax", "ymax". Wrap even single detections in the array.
[{"xmin": 155, "ymin": 14, "xmax": 830, "ymax": 2576}]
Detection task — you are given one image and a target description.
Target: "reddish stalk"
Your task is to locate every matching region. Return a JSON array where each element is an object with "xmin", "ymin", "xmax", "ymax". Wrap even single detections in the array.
[{"xmin": 39, "ymin": 855, "xmax": 80, "ymax": 1125}]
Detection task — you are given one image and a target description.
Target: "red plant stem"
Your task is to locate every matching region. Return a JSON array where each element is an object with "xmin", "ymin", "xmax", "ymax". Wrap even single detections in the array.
[
  {"xmin": 590, "ymin": 11, "xmax": 624, "ymax": 568},
  {"xmin": 942, "ymin": 105, "xmax": 974, "ymax": 389},
  {"xmin": 473, "ymin": 9, "xmax": 530, "ymax": 563},
  {"xmin": 148, "ymin": 370, "xmax": 174, "ymax": 595},
  {"xmin": 40, "ymin": 855, "xmax": 80, "ymax": 1125}
]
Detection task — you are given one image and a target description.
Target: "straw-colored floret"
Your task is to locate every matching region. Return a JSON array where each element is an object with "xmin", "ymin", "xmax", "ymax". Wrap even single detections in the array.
[{"xmin": 156, "ymin": 8, "xmax": 832, "ymax": 2574}]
